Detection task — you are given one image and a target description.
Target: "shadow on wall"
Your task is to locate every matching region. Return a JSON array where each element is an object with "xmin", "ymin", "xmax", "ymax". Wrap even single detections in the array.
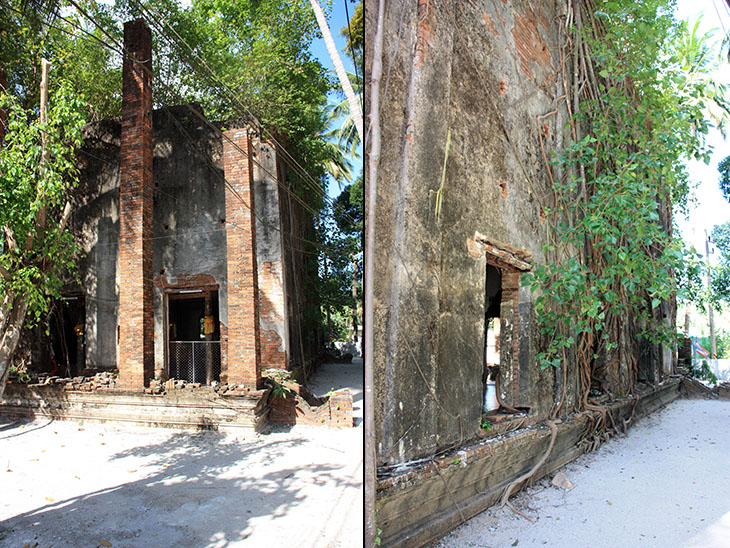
[{"xmin": 0, "ymin": 428, "xmax": 360, "ymax": 547}]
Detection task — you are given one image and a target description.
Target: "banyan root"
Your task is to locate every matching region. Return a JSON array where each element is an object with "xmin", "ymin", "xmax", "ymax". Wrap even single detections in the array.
[{"xmin": 499, "ymin": 420, "xmax": 558, "ymax": 511}]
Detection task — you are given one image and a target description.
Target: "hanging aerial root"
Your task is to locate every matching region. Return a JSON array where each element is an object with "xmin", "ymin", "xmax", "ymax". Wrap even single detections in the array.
[{"xmin": 499, "ymin": 420, "xmax": 558, "ymax": 509}]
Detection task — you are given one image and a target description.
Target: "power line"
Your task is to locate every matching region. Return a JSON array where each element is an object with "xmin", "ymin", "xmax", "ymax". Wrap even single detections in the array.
[
  {"xmin": 126, "ymin": 0, "xmax": 355, "ymax": 220},
  {"xmin": 110, "ymin": 0, "xmax": 359, "ymax": 228},
  {"xmin": 5, "ymin": 2, "xmax": 360, "ymax": 266},
  {"xmin": 49, "ymin": 1, "xmax": 349, "ymax": 228}
]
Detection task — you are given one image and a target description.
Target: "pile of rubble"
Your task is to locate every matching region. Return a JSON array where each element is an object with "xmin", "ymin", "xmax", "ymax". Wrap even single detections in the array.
[
  {"xmin": 12, "ymin": 373, "xmax": 261, "ymax": 396},
  {"xmin": 28, "ymin": 371, "xmax": 118, "ymax": 391},
  {"xmin": 146, "ymin": 379, "xmax": 261, "ymax": 395}
]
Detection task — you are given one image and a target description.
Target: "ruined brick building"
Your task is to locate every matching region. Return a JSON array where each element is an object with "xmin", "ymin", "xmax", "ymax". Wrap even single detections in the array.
[
  {"xmin": 367, "ymin": 1, "xmax": 681, "ymax": 546},
  {"xmin": 22, "ymin": 19, "xmax": 318, "ymax": 391}
]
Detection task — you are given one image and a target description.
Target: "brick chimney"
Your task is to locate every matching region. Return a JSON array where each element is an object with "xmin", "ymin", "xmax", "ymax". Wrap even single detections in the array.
[
  {"xmin": 223, "ymin": 129, "xmax": 262, "ymax": 389},
  {"xmin": 117, "ymin": 19, "xmax": 154, "ymax": 390}
]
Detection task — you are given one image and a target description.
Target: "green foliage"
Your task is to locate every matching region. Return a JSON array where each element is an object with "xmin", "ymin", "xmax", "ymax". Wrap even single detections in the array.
[
  {"xmin": 691, "ymin": 358, "xmax": 718, "ymax": 385},
  {"xmin": 7, "ymin": 365, "xmax": 30, "ymax": 383},
  {"xmin": 319, "ymin": 173, "xmax": 362, "ymax": 336},
  {"xmin": 339, "ymin": 0, "xmax": 363, "ymax": 64},
  {"xmin": 709, "ymin": 221, "xmax": 730, "ymax": 309},
  {"xmin": 719, "ymin": 155, "xmax": 730, "ymax": 205},
  {"xmin": 480, "ymin": 415, "xmax": 492, "ymax": 431},
  {"xmin": 0, "ymin": 0, "xmax": 122, "ymax": 121},
  {"xmin": 673, "ymin": 17, "xmax": 730, "ymax": 138},
  {"xmin": 265, "ymin": 371, "xmax": 294, "ymax": 398},
  {"xmin": 0, "ymin": 84, "xmax": 86, "ymax": 325},
  {"xmin": 320, "ymin": 72, "xmax": 361, "ymax": 183},
  {"xmin": 528, "ymin": 1, "xmax": 710, "ymax": 394}
]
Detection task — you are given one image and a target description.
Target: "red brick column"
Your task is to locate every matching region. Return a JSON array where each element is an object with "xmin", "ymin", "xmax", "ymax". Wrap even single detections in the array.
[
  {"xmin": 117, "ymin": 19, "xmax": 154, "ymax": 390},
  {"xmin": 224, "ymin": 129, "xmax": 262, "ymax": 388}
]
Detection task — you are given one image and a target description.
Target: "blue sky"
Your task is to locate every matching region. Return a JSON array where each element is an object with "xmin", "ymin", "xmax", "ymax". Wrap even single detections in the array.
[{"xmin": 308, "ymin": 0, "xmax": 363, "ymax": 199}]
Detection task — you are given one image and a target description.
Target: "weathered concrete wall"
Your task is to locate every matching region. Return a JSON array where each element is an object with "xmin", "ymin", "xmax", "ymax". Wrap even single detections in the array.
[
  {"xmin": 375, "ymin": 379, "xmax": 680, "ymax": 548},
  {"xmin": 277, "ymin": 152, "xmax": 322, "ymax": 372},
  {"xmin": 150, "ymin": 106, "xmax": 229, "ymax": 374},
  {"xmin": 73, "ymin": 107, "xmax": 299, "ymax": 381},
  {"xmin": 77, "ymin": 120, "xmax": 122, "ymax": 369},
  {"xmin": 253, "ymin": 141, "xmax": 289, "ymax": 370},
  {"xmin": 370, "ymin": 0, "xmax": 572, "ymax": 465}
]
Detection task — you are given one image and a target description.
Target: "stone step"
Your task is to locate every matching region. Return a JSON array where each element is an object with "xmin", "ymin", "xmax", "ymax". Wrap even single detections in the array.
[{"xmin": 0, "ymin": 385, "xmax": 271, "ymax": 432}]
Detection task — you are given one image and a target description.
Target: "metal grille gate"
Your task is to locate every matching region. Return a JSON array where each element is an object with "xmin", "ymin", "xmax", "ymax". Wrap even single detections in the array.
[{"xmin": 168, "ymin": 341, "xmax": 221, "ymax": 383}]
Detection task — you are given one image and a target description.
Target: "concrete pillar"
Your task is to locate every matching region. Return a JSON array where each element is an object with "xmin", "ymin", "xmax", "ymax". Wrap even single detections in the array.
[
  {"xmin": 223, "ymin": 129, "xmax": 262, "ymax": 388},
  {"xmin": 253, "ymin": 141, "xmax": 288, "ymax": 370},
  {"xmin": 117, "ymin": 19, "xmax": 154, "ymax": 390}
]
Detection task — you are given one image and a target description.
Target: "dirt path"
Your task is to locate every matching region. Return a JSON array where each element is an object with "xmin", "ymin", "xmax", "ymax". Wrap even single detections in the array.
[
  {"xmin": 434, "ymin": 399, "xmax": 730, "ymax": 548},
  {"xmin": 0, "ymin": 418, "xmax": 363, "ymax": 548}
]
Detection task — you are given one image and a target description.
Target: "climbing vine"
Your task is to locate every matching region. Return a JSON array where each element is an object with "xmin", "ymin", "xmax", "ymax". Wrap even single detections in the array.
[{"xmin": 528, "ymin": 0, "xmax": 718, "ymax": 412}]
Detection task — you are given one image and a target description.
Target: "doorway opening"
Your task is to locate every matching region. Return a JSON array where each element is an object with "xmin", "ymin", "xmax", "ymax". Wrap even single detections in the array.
[
  {"xmin": 50, "ymin": 295, "xmax": 85, "ymax": 377},
  {"xmin": 483, "ymin": 265, "xmax": 502, "ymax": 412},
  {"xmin": 167, "ymin": 290, "xmax": 221, "ymax": 384}
]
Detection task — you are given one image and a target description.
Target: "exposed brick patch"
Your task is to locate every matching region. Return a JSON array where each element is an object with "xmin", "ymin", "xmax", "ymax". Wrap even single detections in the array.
[
  {"xmin": 511, "ymin": 4, "xmax": 555, "ymax": 84},
  {"xmin": 154, "ymin": 272, "xmax": 218, "ymax": 290},
  {"xmin": 482, "ymin": 13, "xmax": 498, "ymax": 35},
  {"xmin": 223, "ymin": 129, "xmax": 262, "ymax": 389},
  {"xmin": 499, "ymin": 179, "xmax": 508, "ymax": 198},
  {"xmin": 415, "ymin": 0, "xmax": 433, "ymax": 67},
  {"xmin": 117, "ymin": 19, "xmax": 154, "ymax": 391},
  {"xmin": 499, "ymin": 79, "xmax": 507, "ymax": 95}
]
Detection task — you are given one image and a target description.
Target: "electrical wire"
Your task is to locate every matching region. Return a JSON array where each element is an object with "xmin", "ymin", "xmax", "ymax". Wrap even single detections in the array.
[
  {"xmin": 126, "ymin": 0, "xmax": 358, "ymax": 223},
  {"xmin": 36, "ymin": 0, "xmax": 358, "ymax": 254}
]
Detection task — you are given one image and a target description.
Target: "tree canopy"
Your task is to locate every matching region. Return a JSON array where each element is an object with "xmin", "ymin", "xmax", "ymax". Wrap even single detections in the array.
[{"xmin": 0, "ymin": 0, "xmax": 361, "ymax": 387}]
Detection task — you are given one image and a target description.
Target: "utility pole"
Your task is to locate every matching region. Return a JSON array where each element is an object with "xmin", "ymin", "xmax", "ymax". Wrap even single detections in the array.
[{"xmin": 705, "ymin": 229, "xmax": 717, "ymax": 359}]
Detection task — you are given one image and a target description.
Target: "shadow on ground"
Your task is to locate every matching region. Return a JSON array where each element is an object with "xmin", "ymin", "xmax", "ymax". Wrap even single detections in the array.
[{"xmin": 0, "ymin": 423, "xmax": 361, "ymax": 548}]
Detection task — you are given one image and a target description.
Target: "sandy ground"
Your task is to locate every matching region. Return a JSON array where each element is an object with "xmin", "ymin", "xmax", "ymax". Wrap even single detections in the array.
[
  {"xmin": 434, "ymin": 399, "xmax": 730, "ymax": 548},
  {"xmin": 309, "ymin": 358, "xmax": 363, "ymax": 427},
  {"xmin": 0, "ymin": 368, "xmax": 364, "ymax": 548}
]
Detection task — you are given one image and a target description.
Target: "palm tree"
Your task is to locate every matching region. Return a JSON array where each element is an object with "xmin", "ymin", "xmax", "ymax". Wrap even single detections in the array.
[
  {"xmin": 674, "ymin": 17, "xmax": 730, "ymax": 135},
  {"xmin": 309, "ymin": 0, "xmax": 363, "ymax": 142},
  {"xmin": 320, "ymin": 70, "xmax": 361, "ymax": 185}
]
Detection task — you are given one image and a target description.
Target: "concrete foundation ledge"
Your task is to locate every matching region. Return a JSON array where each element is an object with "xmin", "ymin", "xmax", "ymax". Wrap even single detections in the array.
[
  {"xmin": 0, "ymin": 384, "xmax": 271, "ymax": 432},
  {"xmin": 375, "ymin": 379, "xmax": 680, "ymax": 548}
]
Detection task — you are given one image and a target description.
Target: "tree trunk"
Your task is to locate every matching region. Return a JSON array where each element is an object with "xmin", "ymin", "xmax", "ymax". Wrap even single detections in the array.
[
  {"xmin": 309, "ymin": 0, "xmax": 363, "ymax": 142},
  {"xmin": 0, "ymin": 293, "xmax": 29, "ymax": 399}
]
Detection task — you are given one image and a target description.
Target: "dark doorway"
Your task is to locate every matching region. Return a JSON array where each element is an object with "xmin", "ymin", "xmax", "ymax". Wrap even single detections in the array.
[
  {"xmin": 168, "ymin": 290, "xmax": 221, "ymax": 384},
  {"xmin": 50, "ymin": 295, "xmax": 85, "ymax": 377}
]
